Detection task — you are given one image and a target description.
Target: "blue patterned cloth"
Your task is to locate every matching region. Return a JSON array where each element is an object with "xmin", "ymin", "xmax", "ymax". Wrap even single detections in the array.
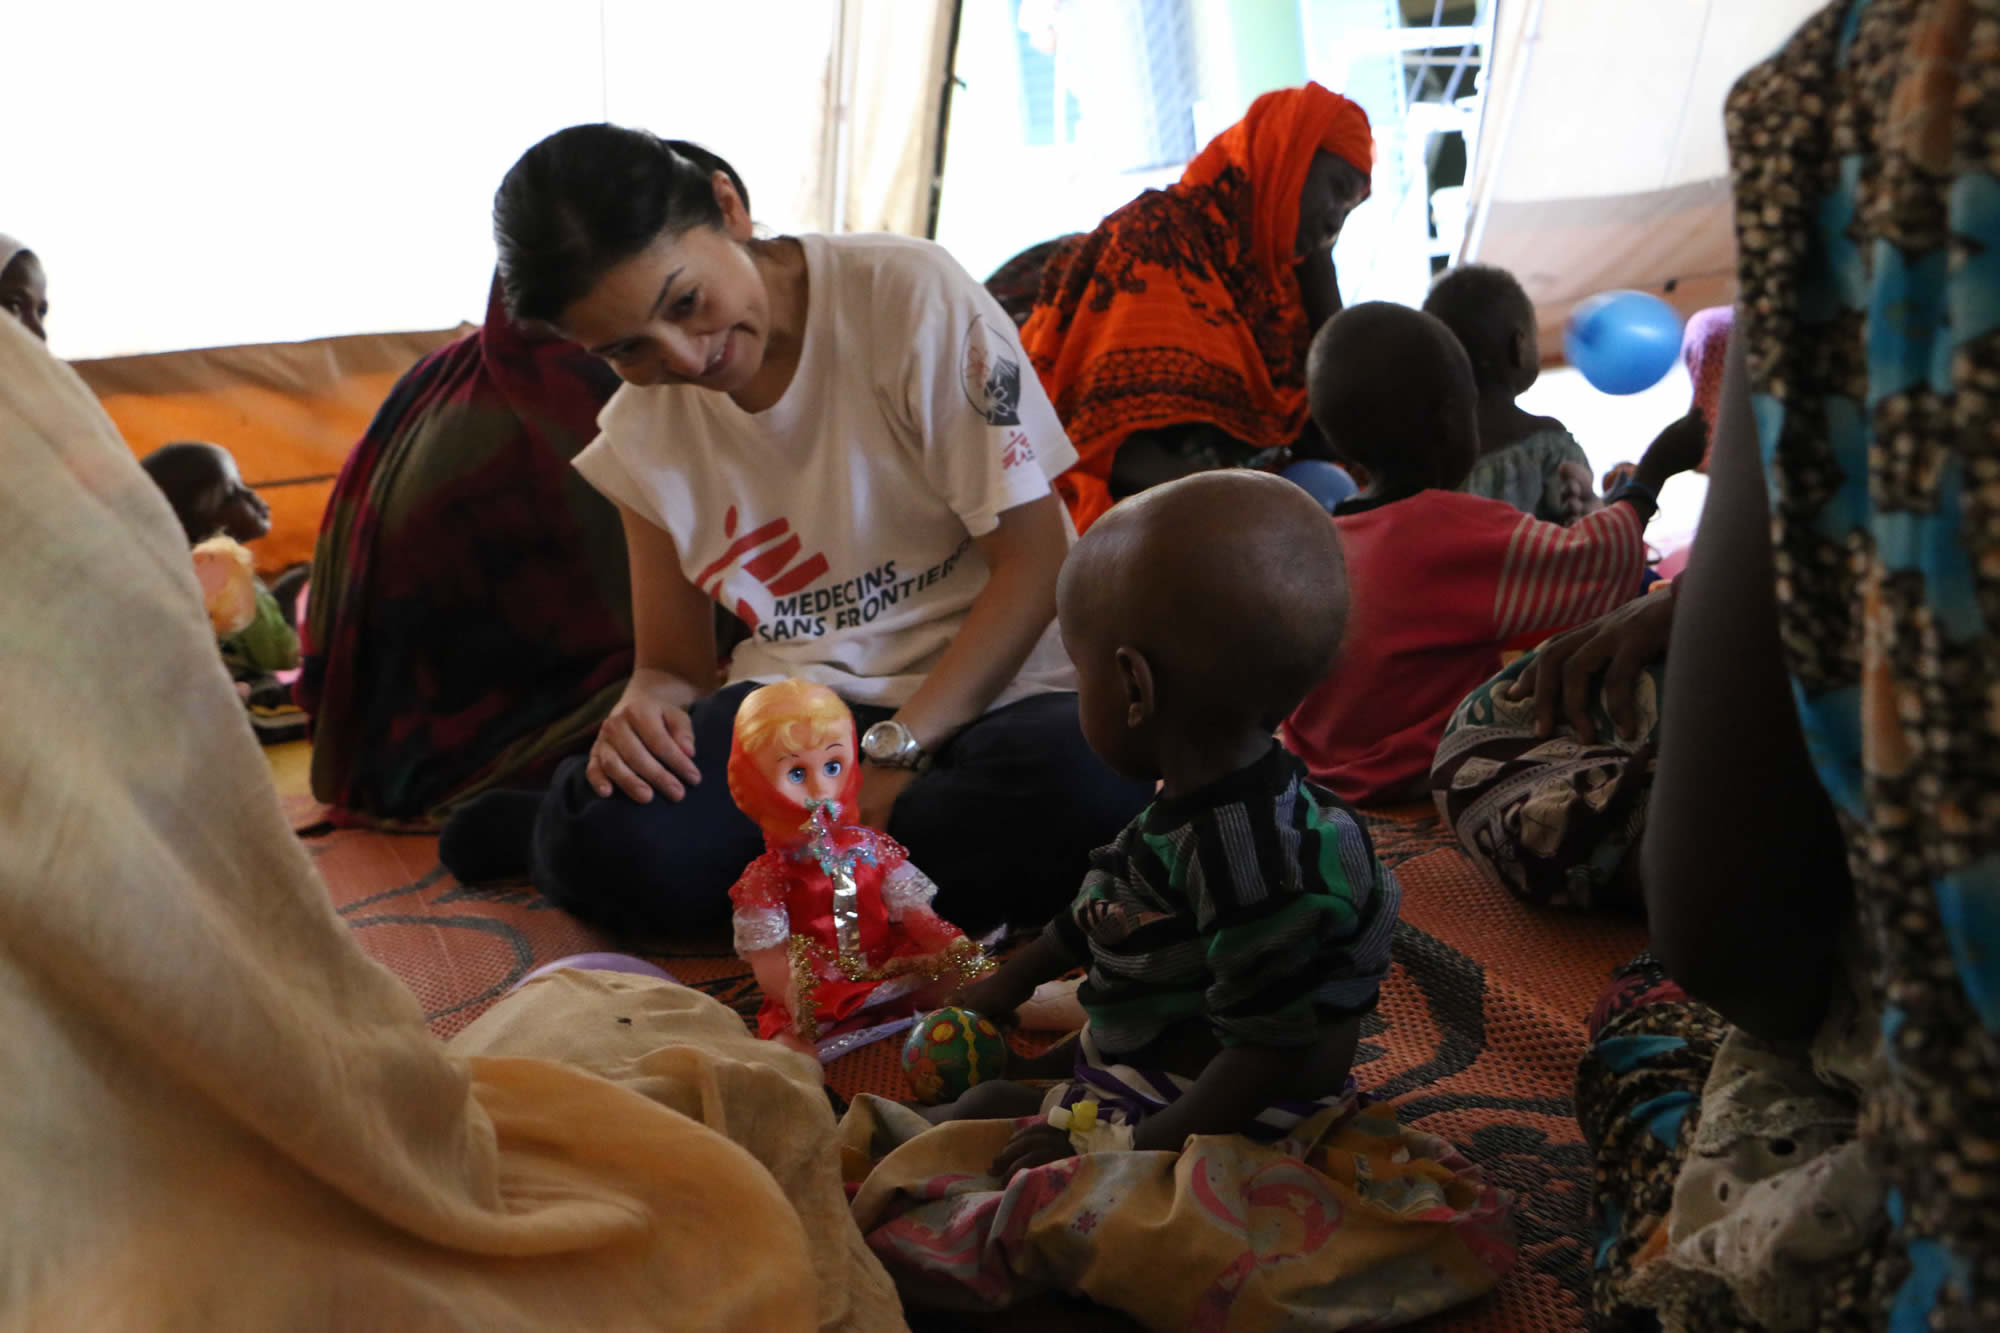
[
  {"xmin": 1576, "ymin": 4, "xmax": 2000, "ymax": 1328},
  {"xmin": 1729, "ymin": 0, "xmax": 1997, "ymax": 1321}
]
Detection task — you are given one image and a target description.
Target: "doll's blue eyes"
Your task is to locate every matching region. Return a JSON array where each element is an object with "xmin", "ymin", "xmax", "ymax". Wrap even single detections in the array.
[{"xmin": 787, "ymin": 760, "xmax": 842, "ymax": 783}]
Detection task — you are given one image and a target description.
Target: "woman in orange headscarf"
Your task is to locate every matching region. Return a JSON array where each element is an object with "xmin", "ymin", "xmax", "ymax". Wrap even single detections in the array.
[{"xmin": 1023, "ymin": 83, "xmax": 1374, "ymax": 532}]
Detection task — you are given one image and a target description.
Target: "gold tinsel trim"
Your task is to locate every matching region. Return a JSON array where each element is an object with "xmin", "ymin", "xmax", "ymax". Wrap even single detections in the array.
[{"xmin": 784, "ymin": 933, "xmax": 995, "ymax": 1043}]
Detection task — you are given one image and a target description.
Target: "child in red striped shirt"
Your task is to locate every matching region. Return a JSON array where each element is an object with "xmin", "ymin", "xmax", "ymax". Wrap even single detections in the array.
[{"xmin": 1279, "ymin": 303, "xmax": 1703, "ymax": 803}]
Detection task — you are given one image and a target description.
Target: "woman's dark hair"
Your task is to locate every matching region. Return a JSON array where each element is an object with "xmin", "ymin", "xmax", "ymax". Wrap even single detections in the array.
[{"xmin": 493, "ymin": 125, "xmax": 750, "ymax": 324}]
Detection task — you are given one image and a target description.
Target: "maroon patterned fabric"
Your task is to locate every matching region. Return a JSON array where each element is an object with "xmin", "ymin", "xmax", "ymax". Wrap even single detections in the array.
[{"xmin": 299, "ymin": 280, "xmax": 631, "ymax": 828}]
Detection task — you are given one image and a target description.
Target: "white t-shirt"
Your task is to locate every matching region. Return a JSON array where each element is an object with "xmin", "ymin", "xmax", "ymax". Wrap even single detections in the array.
[{"xmin": 574, "ymin": 232, "xmax": 1080, "ymax": 710}]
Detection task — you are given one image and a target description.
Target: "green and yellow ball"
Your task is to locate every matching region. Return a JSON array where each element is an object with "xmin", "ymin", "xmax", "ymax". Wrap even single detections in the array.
[{"xmin": 901, "ymin": 1006, "xmax": 1008, "ymax": 1105}]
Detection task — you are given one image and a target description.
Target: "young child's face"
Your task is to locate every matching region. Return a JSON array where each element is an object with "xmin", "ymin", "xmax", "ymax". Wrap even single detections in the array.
[
  {"xmin": 0, "ymin": 253, "xmax": 49, "ymax": 343},
  {"xmin": 199, "ymin": 450, "xmax": 273, "ymax": 545},
  {"xmin": 764, "ymin": 737, "xmax": 850, "ymax": 813}
]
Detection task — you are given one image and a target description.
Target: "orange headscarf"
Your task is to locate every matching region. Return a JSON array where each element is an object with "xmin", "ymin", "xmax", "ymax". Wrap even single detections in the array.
[{"xmin": 1023, "ymin": 83, "xmax": 1373, "ymax": 532}]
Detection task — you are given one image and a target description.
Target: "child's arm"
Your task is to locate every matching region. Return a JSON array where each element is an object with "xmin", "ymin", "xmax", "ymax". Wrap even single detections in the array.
[
  {"xmin": 993, "ymin": 1019, "xmax": 1363, "ymax": 1177},
  {"xmin": 948, "ymin": 930, "xmax": 1074, "ymax": 1023},
  {"xmin": 1624, "ymin": 408, "xmax": 1708, "ymax": 500},
  {"xmin": 1132, "ymin": 1019, "xmax": 1360, "ymax": 1151},
  {"xmin": 1488, "ymin": 412, "xmax": 1700, "ymax": 645},
  {"xmin": 1643, "ymin": 336, "xmax": 1848, "ymax": 1042},
  {"xmin": 951, "ymin": 849, "xmax": 1113, "ymax": 1019}
]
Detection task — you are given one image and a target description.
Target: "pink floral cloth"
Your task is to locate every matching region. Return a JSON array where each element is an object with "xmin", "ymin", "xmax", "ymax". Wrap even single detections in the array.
[
  {"xmin": 1681, "ymin": 305, "xmax": 1733, "ymax": 472},
  {"xmin": 840, "ymin": 1091, "xmax": 1516, "ymax": 1329}
]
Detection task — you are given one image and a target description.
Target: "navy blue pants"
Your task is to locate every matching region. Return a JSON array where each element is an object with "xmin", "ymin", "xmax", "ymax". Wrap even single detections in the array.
[{"xmin": 526, "ymin": 683, "xmax": 1151, "ymax": 937}]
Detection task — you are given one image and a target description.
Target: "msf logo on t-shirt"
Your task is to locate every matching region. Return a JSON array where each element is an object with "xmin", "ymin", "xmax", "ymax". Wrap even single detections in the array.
[
  {"xmin": 695, "ymin": 505, "xmax": 829, "ymax": 632},
  {"xmin": 961, "ymin": 315, "xmax": 1022, "ymax": 427}
]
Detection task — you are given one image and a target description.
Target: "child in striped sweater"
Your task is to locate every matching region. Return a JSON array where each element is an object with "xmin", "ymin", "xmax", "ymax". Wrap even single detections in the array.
[
  {"xmin": 939, "ymin": 469, "xmax": 1400, "ymax": 1174},
  {"xmin": 1280, "ymin": 303, "xmax": 1703, "ymax": 804}
]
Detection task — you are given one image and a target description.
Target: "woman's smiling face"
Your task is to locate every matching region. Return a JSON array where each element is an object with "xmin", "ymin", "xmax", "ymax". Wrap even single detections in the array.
[{"xmin": 555, "ymin": 174, "xmax": 770, "ymax": 392}]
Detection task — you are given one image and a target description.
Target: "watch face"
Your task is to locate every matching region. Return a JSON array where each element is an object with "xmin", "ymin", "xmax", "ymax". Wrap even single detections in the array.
[{"xmin": 863, "ymin": 723, "xmax": 906, "ymax": 761}]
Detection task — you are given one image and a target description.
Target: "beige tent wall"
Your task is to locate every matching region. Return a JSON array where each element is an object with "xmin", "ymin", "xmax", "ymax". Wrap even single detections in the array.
[
  {"xmin": 837, "ymin": 0, "xmax": 960, "ymax": 236},
  {"xmin": 1461, "ymin": 0, "xmax": 1823, "ymax": 359}
]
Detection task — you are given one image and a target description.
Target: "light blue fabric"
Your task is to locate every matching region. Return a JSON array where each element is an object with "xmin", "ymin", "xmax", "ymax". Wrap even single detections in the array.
[{"xmin": 1461, "ymin": 425, "xmax": 1590, "ymax": 522}]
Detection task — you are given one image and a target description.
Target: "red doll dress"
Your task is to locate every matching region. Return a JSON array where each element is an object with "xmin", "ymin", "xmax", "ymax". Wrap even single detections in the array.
[{"xmin": 729, "ymin": 828, "xmax": 972, "ymax": 1043}]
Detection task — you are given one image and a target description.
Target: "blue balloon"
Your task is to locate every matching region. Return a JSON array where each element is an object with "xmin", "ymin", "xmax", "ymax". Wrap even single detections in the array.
[
  {"xmin": 1281, "ymin": 459, "xmax": 1358, "ymax": 512},
  {"xmin": 1564, "ymin": 290, "xmax": 1684, "ymax": 395}
]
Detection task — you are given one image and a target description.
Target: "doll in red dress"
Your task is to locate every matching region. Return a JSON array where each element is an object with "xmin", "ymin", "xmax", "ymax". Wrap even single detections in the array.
[{"xmin": 726, "ymin": 679, "xmax": 990, "ymax": 1060}]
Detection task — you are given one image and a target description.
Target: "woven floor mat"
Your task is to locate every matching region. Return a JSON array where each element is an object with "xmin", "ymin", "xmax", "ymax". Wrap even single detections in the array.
[{"xmin": 309, "ymin": 805, "xmax": 1644, "ymax": 1332}]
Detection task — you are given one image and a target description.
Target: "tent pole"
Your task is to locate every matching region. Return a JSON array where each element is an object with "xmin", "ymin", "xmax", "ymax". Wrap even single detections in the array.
[
  {"xmin": 1461, "ymin": 0, "xmax": 1544, "ymax": 264},
  {"xmin": 925, "ymin": 0, "xmax": 966, "ymax": 240},
  {"xmin": 830, "ymin": 0, "xmax": 856, "ymax": 233}
]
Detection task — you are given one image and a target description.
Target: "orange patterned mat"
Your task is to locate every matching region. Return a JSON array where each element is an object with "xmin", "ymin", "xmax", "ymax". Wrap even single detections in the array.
[{"xmin": 302, "ymin": 801, "xmax": 1644, "ymax": 1333}]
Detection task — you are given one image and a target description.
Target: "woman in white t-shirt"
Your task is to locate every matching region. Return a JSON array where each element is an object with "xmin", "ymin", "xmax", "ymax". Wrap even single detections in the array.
[{"xmin": 440, "ymin": 127, "xmax": 1151, "ymax": 936}]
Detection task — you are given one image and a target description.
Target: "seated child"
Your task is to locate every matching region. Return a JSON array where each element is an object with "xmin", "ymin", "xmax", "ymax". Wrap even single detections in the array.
[
  {"xmin": 1281, "ymin": 303, "xmax": 1704, "ymax": 804},
  {"xmin": 141, "ymin": 442, "xmax": 305, "ymax": 743},
  {"xmin": 943, "ymin": 468, "xmax": 1400, "ymax": 1171},
  {"xmin": 1423, "ymin": 263, "xmax": 1595, "ymax": 523}
]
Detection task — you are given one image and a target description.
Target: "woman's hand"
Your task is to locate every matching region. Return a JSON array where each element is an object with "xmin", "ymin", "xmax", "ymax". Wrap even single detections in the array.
[
  {"xmin": 858, "ymin": 762, "xmax": 917, "ymax": 831},
  {"xmin": 587, "ymin": 666, "xmax": 704, "ymax": 801},
  {"xmin": 1503, "ymin": 587, "xmax": 1676, "ymax": 741},
  {"xmin": 991, "ymin": 1123, "xmax": 1076, "ymax": 1182}
]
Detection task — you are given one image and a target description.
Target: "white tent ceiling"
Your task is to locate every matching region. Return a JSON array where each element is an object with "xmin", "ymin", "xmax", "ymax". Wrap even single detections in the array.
[
  {"xmin": 2, "ymin": 0, "xmax": 950, "ymax": 361},
  {"xmin": 1461, "ymin": 0, "xmax": 1826, "ymax": 358}
]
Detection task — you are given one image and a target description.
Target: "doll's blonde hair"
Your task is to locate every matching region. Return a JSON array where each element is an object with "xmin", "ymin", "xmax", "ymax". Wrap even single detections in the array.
[
  {"xmin": 726, "ymin": 679, "xmax": 858, "ymax": 839},
  {"xmin": 732, "ymin": 679, "xmax": 850, "ymax": 762}
]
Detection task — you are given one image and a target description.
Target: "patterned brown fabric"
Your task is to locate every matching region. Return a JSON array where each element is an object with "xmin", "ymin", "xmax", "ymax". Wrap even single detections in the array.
[{"xmin": 1726, "ymin": 0, "xmax": 2000, "ymax": 1324}]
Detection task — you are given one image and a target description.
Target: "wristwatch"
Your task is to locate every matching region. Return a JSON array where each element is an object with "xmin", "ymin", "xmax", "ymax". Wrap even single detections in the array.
[{"xmin": 861, "ymin": 719, "xmax": 929, "ymax": 771}]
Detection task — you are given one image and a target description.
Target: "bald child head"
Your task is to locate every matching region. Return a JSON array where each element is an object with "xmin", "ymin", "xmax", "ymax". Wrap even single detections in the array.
[{"xmin": 1058, "ymin": 471, "xmax": 1347, "ymax": 777}]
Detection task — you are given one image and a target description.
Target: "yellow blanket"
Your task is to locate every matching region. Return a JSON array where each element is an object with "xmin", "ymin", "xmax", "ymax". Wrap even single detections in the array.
[{"xmin": 0, "ymin": 314, "xmax": 899, "ymax": 1332}]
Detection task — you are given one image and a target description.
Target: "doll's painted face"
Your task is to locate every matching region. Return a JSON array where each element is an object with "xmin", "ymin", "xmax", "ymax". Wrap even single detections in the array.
[{"xmin": 768, "ymin": 738, "xmax": 851, "ymax": 812}]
